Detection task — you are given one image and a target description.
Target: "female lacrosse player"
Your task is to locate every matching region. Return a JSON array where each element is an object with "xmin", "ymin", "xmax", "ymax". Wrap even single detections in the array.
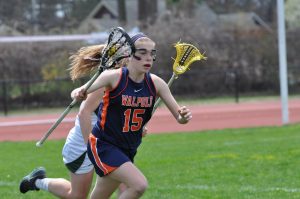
[
  {"xmin": 19, "ymin": 45, "xmax": 137, "ymax": 198},
  {"xmin": 72, "ymin": 33, "xmax": 192, "ymax": 199}
]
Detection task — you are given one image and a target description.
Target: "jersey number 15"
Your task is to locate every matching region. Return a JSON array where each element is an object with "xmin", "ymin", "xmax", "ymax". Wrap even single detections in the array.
[{"xmin": 123, "ymin": 109, "xmax": 145, "ymax": 132}]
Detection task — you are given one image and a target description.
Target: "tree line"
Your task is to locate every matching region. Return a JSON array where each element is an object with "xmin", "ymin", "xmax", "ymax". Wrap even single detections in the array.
[{"xmin": 0, "ymin": 0, "xmax": 279, "ymax": 34}]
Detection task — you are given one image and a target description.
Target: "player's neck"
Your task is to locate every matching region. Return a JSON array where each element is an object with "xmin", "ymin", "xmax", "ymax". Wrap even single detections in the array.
[{"xmin": 127, "ymin": 67, "xmax": 144, "ymax": 83}]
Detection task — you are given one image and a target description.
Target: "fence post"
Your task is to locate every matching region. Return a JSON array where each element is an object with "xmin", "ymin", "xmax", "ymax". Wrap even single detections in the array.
[
  {"xmin": 234, "ymin": 70, "xmax": 239, "ymax": 103},
  {"xmin": 2, "ymin": 80, "xmax": 8, "ymax": 116}
]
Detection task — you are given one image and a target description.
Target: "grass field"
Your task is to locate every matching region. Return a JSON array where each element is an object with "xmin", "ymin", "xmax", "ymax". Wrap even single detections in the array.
[{"xmin": 1, "ymin": 124, "xmax": 300, "ymax": 199}]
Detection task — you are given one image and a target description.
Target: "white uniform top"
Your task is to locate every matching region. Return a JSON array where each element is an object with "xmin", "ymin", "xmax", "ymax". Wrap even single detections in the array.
[{"xmin": 62, "ymin": 113, "xmax": 97, "ymax": 166}]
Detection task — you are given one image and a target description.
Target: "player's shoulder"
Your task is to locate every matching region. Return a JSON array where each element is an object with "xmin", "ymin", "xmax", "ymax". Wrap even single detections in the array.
[
  {"xmin": 150, "ymin": 73, "xmax": 165, "ymax": 82},
  {"xmin": 106, "ymin": 67, "xmax": 122, "ymax": 74},
  {"xmin": 149, "ymin": 73, "xmax": 162, "ymax": 81},
  {"xmin": 149, "ymin": 73, "xmax": 166, "ymax": 88},
  {"xmin": 102, "ymin": 67, "xmax": 122, "ymax": 78},
  {"xmin": 103, "ymin": 67, "xmax": 124, "ymax": 89}
]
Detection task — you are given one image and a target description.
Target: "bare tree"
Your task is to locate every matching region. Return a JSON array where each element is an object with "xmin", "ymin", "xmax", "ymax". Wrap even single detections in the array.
[
  {"xmin": 138, "ymin": 0, "xmax": 158, "ymax": 28},
  {"xmin": 177, "ymin": 0, "xmax": 196, "ymax": 18},
  {"xmin": 118, "ymin": 0, "xmax": 127, "ymax": 26}
]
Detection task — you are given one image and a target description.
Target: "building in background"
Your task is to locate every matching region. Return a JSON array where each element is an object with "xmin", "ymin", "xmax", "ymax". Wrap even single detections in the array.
[{"xmin": 78, "ymin": 0, "xmax": 166, "ymax": 33}]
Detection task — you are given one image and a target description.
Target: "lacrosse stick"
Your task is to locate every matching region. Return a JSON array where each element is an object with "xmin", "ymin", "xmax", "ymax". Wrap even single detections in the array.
[
  {"xmin": 36, "ymin": 27, "xmax": 134, "ymax": 147},
  {"xmin": 152, "ymin": 42, "xmax": 207, "ymax": 113}
]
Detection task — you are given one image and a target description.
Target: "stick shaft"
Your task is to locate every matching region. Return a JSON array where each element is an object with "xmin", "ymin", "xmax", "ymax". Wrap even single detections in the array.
[
  {"xmin": 82, "ymin": 69, "xmax": 102, "ymax": 93},
  {"xmin": 141, "ymin": 73, "xmax": 178, "ymax": 132},
  {"xmin": 36, "ymin": 98, "xmax": 77, "ymax": 146},
  {"xmin": 36, "ymin": 69, "xmax": 102, "ymax": 147}
]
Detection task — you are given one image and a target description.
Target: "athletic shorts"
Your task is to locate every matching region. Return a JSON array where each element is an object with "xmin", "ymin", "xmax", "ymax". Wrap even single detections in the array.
[
  {"xmin": 87, "ymin": 134, "xmax": 136, "ymax": 177},
  {"xmin": 62, "ymin": 144, "xmax": 94, "ymax": 174}
]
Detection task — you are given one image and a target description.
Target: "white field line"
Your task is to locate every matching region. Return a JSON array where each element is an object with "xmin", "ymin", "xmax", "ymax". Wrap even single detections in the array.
[
  {"xmin": 151, "ymin": 184, "xmax": 300, "ymax": 193},
  {"xmin": 0, "ymin": 118, "xmax": 75, "ymax": 127},
  {"xmin": 240, "ymin": 186, "xmax": 300, "ymax": 193},
  {"xmin": 0, "ymin": 181, "xmax": 17, "ymax": 186}
]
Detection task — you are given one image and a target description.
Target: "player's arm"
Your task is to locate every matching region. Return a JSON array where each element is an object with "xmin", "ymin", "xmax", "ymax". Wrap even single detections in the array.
[
  {"xmin": 152, "ymin": 74, "xmax": 192, "ymax": 124},
  {"xmin": 71, "ymin": 68, "xmax": 121, "ymax": 101},
  {"xmin": 78, "ymin": 89, "xmax": 103, "ymax": 143}
]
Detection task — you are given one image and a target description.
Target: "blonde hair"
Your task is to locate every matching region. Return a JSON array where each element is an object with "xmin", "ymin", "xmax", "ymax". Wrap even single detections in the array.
[
  {"xmin": 69, "ymin": 44, "xmax": 129, "ymax": 81},
  {"xmin": 69, "ymin": 45, "xmax": 104, "ymax": 81}
]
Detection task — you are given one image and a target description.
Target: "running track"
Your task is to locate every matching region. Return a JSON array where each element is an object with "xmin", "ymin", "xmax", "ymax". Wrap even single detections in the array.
[{"xmin": 1, "ymin": 99, "xmax": 300, "ymax": 142}]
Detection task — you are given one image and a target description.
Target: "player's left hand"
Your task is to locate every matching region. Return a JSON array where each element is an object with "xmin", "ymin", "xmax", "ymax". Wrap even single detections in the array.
[{"xmin": 177, "ymin": 106, "xmax": 192, "ymax": 124}]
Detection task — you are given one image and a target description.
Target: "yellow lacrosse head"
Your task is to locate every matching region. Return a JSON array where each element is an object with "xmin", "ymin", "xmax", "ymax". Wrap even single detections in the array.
[{"xmin": 173, "ymin": 42, "xmax": 207, "ymax": 75}]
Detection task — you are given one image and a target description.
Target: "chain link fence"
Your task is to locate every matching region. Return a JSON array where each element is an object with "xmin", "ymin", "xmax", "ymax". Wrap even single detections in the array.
[{"xmin": 2, "ymin": 66, "xmax": 300, "ymax": 115}]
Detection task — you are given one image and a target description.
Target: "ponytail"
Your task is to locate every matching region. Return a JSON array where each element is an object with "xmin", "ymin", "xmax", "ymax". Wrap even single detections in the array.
[
  {"xmin": 69, "ymin": 44, "xmax": 129, "ymax": 81},
  {"xmin": 69, "ymin": 45, "xmax": 105, "ymax": 81}
]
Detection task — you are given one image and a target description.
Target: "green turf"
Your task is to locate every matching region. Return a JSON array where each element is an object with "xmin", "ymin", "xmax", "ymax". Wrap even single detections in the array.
[{"xmin": 1, "ymin": 124, "xmax": 300, "ymax": 198}]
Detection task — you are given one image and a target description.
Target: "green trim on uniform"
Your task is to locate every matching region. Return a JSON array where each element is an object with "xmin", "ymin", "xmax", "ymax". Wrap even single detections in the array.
[{"xmin": 65, "ymin": 152, "xmax": 86, "ymax": 173}]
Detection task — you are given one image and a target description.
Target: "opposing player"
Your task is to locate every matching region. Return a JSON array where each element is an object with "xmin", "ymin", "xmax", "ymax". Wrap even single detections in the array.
[{"xmin": 72, "ymin": 33, "xmax": 192, "ymax": 199}]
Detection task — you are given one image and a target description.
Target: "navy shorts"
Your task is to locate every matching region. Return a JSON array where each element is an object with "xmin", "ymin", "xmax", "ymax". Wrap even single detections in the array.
[{"xmin": 87, "ymin": 134, "xmax": 136, "ymax": 177}]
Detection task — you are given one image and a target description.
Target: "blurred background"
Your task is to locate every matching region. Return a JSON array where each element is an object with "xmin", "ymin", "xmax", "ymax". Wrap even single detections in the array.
[{"xmin": 0, "ymin": 0, "xmax": 299, "ymax": 115}]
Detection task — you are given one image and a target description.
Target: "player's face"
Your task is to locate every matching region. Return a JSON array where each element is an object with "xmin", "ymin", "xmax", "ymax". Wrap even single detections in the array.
[
  {"xmin": 134, "ymin": 48, "xmax": 156, "ymax": 61},
  {"xmin": 132, "ymin": 38, "xmax": 156, "ymax": 71}
]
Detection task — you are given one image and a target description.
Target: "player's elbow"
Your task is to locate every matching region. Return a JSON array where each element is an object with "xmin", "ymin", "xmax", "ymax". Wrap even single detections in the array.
[{"xmin": 78, "ymin": 109, "xmax": 90, "ymax": 120}]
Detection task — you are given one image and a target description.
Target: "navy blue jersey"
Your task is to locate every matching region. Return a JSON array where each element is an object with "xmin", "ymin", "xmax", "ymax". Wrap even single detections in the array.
[
  {"xmin": 92, "ymin": 67, "xmax": 157, "ymax": 150},
  {"xmin": 94, "ymin": 105, "xmax": 100, "ymax": 115}
]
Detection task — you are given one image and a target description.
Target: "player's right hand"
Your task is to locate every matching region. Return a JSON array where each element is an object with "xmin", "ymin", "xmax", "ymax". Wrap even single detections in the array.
[{"xmin": 71, "ymin": 87, "xmax": 87, "ymax": 101}]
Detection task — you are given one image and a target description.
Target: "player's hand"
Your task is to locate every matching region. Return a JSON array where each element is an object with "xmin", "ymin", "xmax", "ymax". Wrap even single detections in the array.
[
  {"xmin": 177, "ymin": 106, "xmax": 192, "ymax": 124},
  {"xmin": 71, "ymin": 87, "xmax": 87, "ymax": 101}
]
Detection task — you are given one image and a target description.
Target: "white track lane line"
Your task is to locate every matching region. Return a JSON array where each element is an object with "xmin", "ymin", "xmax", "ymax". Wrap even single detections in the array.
[{"xmin": 0, "ymin": 118, "xmax": 75, "ymax": 127}]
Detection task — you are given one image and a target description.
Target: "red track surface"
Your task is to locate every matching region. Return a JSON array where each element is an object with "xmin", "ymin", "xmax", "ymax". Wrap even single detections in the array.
[{"xmin": 1, "ymin": 99, "xmax": 300, "ymax": 142}]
